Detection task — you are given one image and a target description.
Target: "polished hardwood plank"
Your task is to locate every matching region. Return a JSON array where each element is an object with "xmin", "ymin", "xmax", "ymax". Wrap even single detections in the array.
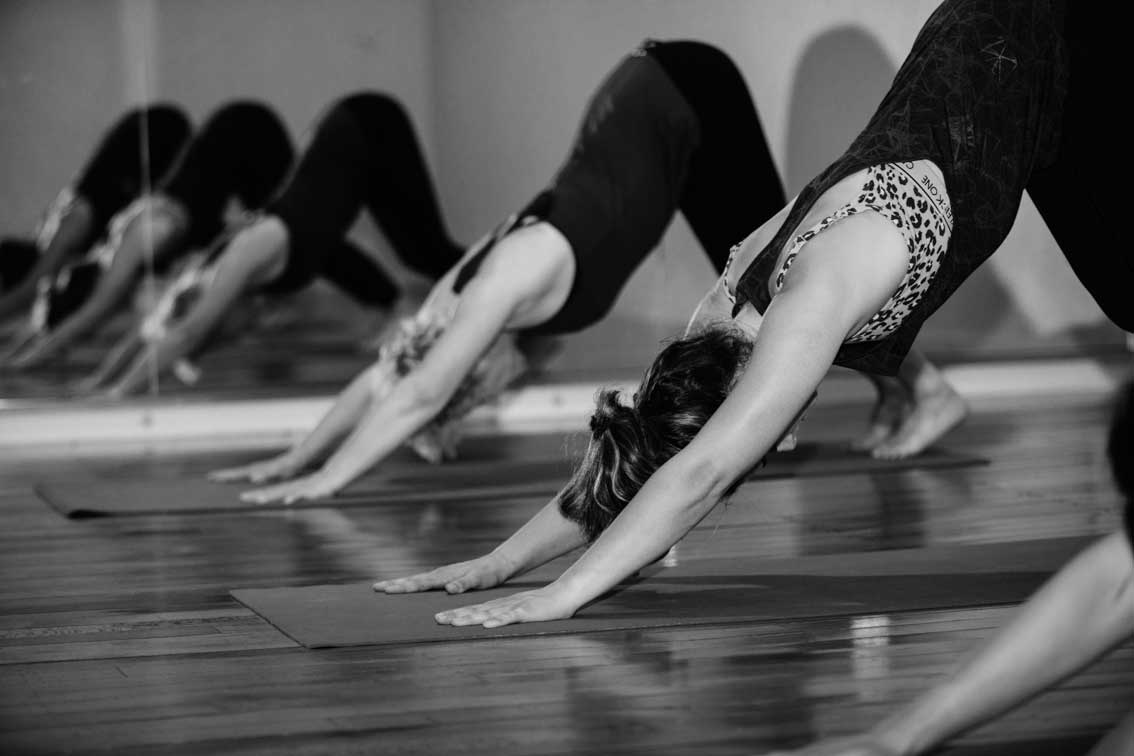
[{"xmin": 0, "ymin": 393, "xmax": 1131, "ymax": 755}]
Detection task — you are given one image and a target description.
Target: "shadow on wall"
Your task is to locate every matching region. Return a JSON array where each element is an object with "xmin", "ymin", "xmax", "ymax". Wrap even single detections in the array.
[{"xmin": 784, "ymin": 26, "xmax": 895, "ymax": 195}]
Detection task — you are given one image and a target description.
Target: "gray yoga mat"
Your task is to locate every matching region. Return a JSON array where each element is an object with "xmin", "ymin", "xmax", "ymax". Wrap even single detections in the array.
[
  {"xmin": 35, "ymin": 443, "xmax": 987, "ymax": 518},
  {"xmin": 231, "ymin": 536, "xmax": 1088, "ymax": 648}
]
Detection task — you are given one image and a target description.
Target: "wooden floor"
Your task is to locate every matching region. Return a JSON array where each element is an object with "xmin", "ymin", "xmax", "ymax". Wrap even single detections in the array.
[{"xmin": 1, "ymin": 395, "xmax": 1131, "ymax": 755}]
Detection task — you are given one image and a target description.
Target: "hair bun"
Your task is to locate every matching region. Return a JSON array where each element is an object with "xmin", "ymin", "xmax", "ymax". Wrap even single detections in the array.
[{"xmin": 589, "ymin": 389, "xmax": 626, "ymax": 436}]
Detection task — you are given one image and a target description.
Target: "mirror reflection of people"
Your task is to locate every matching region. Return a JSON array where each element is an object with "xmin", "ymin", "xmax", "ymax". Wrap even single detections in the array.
[
  {"xmin": 375, "ymin": 1, "xmax": 1132, "ymax": 632},
  {"xmin": 84, "ymin": 91, "xmax": 465, "ymax": 409},
  {"xmin": 0, "ymin": 105, "xmax": 191, "ymax": 324},
  {"xmin": 3, "ymin": 100, "xmax": 294, "ymax": 371},
  {"xmin": 765, "ymin": 381, "xmax": 1134, "ymax": 756}
]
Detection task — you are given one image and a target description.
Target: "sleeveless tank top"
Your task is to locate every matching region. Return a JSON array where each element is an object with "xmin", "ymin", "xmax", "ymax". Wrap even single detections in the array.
[{"xmin": 733, "ymin": 0, "xmax": 1068, "ymax": 375}]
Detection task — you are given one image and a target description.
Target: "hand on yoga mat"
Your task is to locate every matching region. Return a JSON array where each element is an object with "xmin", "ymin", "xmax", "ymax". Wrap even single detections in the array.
[
  {"xmin": 208, "ymin": 451, "xmax": 302, "ymax": 484},
  {"xmin": 763, "ymin": 735, "xmax": 900, "ymax": 756},
  {"xmin": 239, "ymin": 471, "xmax": 339, "ymax": 505},
  {"xmin": 433, "ymin": 585, "xmax": 576, "ymax": 628},
  {"xmin": 373, "ymin": 553, "xmax": 515, "ymax": 594}
]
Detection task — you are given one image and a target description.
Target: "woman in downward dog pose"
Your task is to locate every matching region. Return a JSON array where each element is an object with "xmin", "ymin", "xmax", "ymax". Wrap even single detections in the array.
[
  {"xmin": 3, "ymin": 100, "xmax": 293, "ymax": 370},
  {"xmin": 0, "ymin": 105, "xmax": 191, "ymax": 322},
  {"xmin": 212, "ymin": 39, "xmax": 802, "ymax": 500},
  {"xmin": 78, "ymin": 92, "xmax": 457, "ymax": 399},
  {"xmin": 375, "ymin": 0, "xmax": 1132, "ymax": 629}
]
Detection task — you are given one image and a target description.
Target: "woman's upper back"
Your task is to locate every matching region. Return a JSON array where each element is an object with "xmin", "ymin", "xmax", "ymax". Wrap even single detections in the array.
[{"xmin": 734, "ymin": 0, "xmax": 1070, "ymax": 375}]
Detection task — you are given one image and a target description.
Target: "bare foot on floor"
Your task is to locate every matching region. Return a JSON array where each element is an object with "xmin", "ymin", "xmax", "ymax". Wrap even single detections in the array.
[
  {"xmin": 851, "ymin": 379, "xmax": 906, "ymax": 452},
  {"xmin": 871, "ymin": 381, "xmax": 967, "ymax": 459}
]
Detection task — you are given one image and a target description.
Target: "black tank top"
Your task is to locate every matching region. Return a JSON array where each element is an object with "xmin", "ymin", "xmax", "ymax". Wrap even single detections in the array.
[
  {"xmin": 451, "ymin": 42, "xmax": 723, "ymax": 335},
  {"xmin": 734, "ymin": 0, "xmax": 1069, "ymax": 375}
]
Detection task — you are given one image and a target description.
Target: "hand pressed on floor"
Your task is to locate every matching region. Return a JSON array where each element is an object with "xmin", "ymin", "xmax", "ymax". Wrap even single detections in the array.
[
  {"xmin": 239, "ymin": 472, "xmax": 339, "ymax": 505},
  {"xmin": 374, "ymin": 553, "xmax": 515, "ymax": 595},
  {"xmin": 433, "ymin": 586, "xmax": 576, "ymax": 629},
  {"xmin": 208, "ymin": 452, "xmax": 301, "ymax": 484}
]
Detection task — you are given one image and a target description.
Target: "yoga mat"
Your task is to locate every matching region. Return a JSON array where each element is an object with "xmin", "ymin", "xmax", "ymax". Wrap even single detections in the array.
[
  {"xmin": 232, "ymin": 536, "xmax": 1089, "ymax": 648},
  {"xmin": 35, "ymin": 443, "xmax": 986, "ymax": 518}
]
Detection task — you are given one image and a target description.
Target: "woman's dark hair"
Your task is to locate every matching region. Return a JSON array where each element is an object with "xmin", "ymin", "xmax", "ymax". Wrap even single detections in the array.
[{"xmin": 557, "ymin": 325, "xmax": 753, "ymax": 541}]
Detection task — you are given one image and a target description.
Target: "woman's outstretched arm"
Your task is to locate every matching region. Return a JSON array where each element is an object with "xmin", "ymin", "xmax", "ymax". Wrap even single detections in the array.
[
  {"xmin": 6, "ymin": 202, "xmax": 187, "ymax": 368},
  {"xmin": 73, "ymin": 327, "xmax": 148, "ymax": 394},
  {"xmin": 432, "ymin": 211, "xmax": 909, "ymax": 628},
  {"xmin": 0, "ymin": 197, "xmax": 96, "ymax": 323},
  {"xmin": 103, "ymin": 219, "xmax": 286, "ymax": 396},
  {"xmin": 209, "ymin": 230, "xmax": 498, "ymax": 485},
  {"xmin": 374, "ymin": 497, "xmax": 588, "ymax": 595},
  {"xmin": 237, "ymin": 222, "xmax": 571, "ymax": 504},
  {"xmin": 765, "ymin": 532, "xmax": 1134, "ymax": 756},
  {"xmin": 209, "ymin": 362, "xmax": 390, "ymax": 483}
]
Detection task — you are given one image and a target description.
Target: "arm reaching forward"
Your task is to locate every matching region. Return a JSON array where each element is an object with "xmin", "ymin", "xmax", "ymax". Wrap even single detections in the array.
[
  {"xmin": 232, "ymin": 222, "xmax": 572, "ymax": 504},
  {"xmin": 101, "ymin": 219, "xmax": 285, "ymax": 397},
  {"xmin": 432, "ymin": 210, "xmax": 910, "ymax": 627},
  {"xmin": 7, "ymin": 199, "xmax": 188, "ymax": 369},
  {"xmin": 374, "ymin": 497, "xmax": 588, "ymax": 597},
  {"xmin": 765, "ymin": 532, "xmax": 1134, "ymax": 756}
]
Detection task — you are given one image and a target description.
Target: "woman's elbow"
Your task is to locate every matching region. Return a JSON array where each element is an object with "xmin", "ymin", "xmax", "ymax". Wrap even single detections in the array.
[{"xmin": 669, "ymin": 454, "xmax": 743, "ymax": 506}]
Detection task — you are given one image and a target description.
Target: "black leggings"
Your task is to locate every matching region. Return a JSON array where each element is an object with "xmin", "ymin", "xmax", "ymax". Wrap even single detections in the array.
[
  {"xmin": 0, "ymin": 238, "xmax": 40, "ymax": 290},
  {"xmin": 162, "ymin": 101, "xmax": 294, "ymax": 249},
  {"xmin": 1027, "ymin": 4, "xmax": 1131, "ymax": 331},
  {"xmin": 485, "ymin": 39, "xmax": 784, "ymax": 335},
  {"xmin": 73, "ymin": 104, "xmax": 193, "ymax": 239},
  {"xmin": 646, "ymin": 40, "xmax": 784, "ymax": 272},
  {"xmin": 3, "ymin": 106, "xmax": 191, "ymax": 290},
  {"xmin": 267, "ymin": 92, "xmax": 463, "ymax": 305}
]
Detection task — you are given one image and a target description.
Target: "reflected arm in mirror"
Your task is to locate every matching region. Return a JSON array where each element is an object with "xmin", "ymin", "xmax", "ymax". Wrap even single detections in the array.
[
  {"xmin": 4, "ymin": 199, "xmax": 189, "ymax": 369},
  {"xmin": 0, "ymin": 194, "xmax": 96, "ymax": 324},
  {"xmin": 98, "ymin": 217, "xmax": 287, "ymax": 397},
  {"xmin": 73, "ymin": 327, "xmax": 147, "ymax": 395}
]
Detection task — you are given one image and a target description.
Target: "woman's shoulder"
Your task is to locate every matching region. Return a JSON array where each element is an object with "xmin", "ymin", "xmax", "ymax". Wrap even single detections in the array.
[{"xmin": 723, "ymin": 197, "xmax": 797, "ymax": 294}]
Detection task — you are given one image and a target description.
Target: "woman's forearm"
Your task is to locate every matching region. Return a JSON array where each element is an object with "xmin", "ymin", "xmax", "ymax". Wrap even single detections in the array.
[
  {"xmin": 284, "ymin": 364, "xmax": 392, "ymax": 468},
  {"xmin": 0, "ymin": 196, "xmax": 96, "ymax": 321},
  {"xmin": 553, "ymin": 456, "xmax": 721, "ymax": 608},
  {"xmin": 25, "ymin": 253, "xmax": 144, "ymax": 364},
  {"xmin": 874, "ymin": 532, "xmax": 1134, "ymax": 756},
  {"xmin": 107, "ymin": 328, "xmax": 198, "ymax": 397},
  {"xmin": 313, "ymin": 377, "xmax": 446, "ymax": 490},
  {"xmin": 492, "ymin": 498, "xmax": 589, "ymax": 577},
  {"xmin": 40, "ymin": 203, "xmax": 190, "ymax": 361},
  {"xmin": 80, "ymin": 329, "xmax": 145, "ymax": 391}
]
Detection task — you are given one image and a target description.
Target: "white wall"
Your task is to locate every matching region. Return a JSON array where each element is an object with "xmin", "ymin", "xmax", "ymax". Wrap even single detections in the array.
[
  {"xmin": 0, "ymin": 0, "xmax": 433, "ymax": 234},
  {"xmin": 149, "ymin": 0, "xmax": 434, "ymax": 161},
  {"xmin": 0, "ymin": 0, "xmax": 139, "ymax": 233}
]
